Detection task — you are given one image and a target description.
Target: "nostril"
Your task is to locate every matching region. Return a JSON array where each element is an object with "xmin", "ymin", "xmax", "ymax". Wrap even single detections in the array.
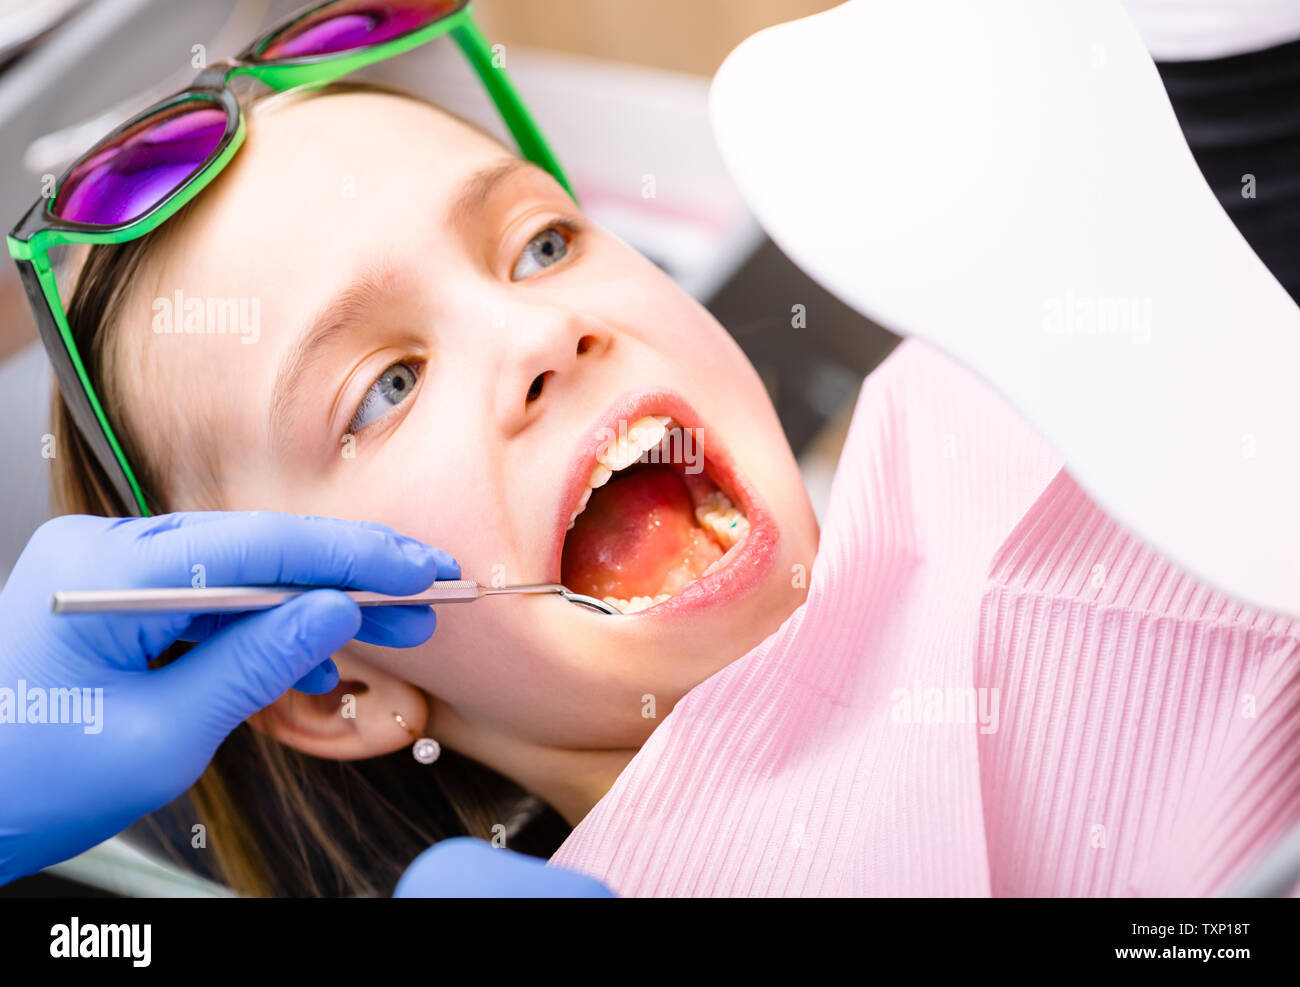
[
  {"xmin": 576, "ymin": 334, "xmax": 596, "ymax": 356},
  {"xmin": 526, "ymin": 371, "xmax": 550, "ymax": 404}
]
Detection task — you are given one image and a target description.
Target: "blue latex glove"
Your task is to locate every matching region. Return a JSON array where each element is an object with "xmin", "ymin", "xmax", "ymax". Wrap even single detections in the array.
[
  {"xmin": 0, "ymin": 511, "xmax": 457, "ymax": 885},
  {"xmin": 394, "ymin": 837, "xmax": 617, "ymax": 897}
]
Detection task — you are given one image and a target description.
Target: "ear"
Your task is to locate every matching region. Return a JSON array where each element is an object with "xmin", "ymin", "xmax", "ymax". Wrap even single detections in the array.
[{"xmin": 248, "ymin": 646, "xmax": 429, "ymax": 761}]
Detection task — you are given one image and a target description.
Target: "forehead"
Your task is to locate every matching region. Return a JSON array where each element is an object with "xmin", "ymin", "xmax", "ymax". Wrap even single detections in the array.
[{"xmin": 172, "ymin": 90, "xmax": 510, "ymax": 261}]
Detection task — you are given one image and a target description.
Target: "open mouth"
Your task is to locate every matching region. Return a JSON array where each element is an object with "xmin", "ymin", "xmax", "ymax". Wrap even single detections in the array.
[{"xmin": 557, "ymin": 399, "xmax": 760, "ymax": 616}]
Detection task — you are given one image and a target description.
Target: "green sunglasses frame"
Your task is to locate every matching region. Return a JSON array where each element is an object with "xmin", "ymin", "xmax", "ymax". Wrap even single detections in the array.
[{"xmin": 6, "ymin": 0, "xmax": 573, "ymax": 518}]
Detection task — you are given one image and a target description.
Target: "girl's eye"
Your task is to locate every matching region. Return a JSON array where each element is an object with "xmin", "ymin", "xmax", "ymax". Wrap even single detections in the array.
[
  {"xmin": 348, "ymin": 361, "xmax": 418, "ymax": 433},
  {"xmin": 512, "ymin": 225, "xmax": 571, "ymax": 280}
]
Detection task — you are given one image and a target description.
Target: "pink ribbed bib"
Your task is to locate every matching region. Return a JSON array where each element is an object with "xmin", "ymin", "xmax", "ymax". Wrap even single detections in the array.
[{"xmin": 551, "ymin": 339, "xmax": 1300, "ymax": 896}]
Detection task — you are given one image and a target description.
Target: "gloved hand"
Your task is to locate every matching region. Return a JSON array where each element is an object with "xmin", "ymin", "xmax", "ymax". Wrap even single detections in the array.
[
  {"xmin": 0, "ymin": 511, "xmax": 457, "ymax": 885},
  {"xmin": 394, "ymin": 837, "xmax": 616, "ymax": 897}
]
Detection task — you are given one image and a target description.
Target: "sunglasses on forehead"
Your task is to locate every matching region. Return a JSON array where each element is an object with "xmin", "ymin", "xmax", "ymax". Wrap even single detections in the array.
[{"xmin": 7, "ymin": 0, "xmax": 573, "ymax": 518}]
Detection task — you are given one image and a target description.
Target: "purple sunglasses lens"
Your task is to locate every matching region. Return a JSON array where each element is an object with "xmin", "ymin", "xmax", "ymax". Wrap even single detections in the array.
[
  {"xmin": 51, "ymin": 101, "xmax": 229, "ymax": 226},
  {"xmin": 256, "ymin": 0, "xmax": 464, "ymax": 60}
]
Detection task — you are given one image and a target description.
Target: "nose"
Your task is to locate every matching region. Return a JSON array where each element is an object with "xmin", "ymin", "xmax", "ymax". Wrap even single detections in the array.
[{"xmin": 494, "ymin": 304, "xmax": 611, "ymax": 434}]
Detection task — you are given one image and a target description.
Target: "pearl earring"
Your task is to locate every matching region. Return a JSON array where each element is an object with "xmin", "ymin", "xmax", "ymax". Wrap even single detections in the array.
[{"xmin": 393, "ymin": 711, "xmax": 440, "ymax": 764}]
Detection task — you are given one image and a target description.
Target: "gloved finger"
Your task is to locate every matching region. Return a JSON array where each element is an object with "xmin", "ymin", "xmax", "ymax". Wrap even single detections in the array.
[
  {"xmin": 178, "ymin": 611, "xmax": 252, "ymax": 643},
  {"xmin": 181, "ymin": 598, "xmax": 445, "ymax": 646},
  {"xmin": 182, "ymin": 609, "xmax": 429, "ymax": 684},
  {"xmin": 154, "ymin": 589, "xmax": 361, "ymax": 735},
  {"xmin": 127, "ymin": 511, "xmax": 460, "ymax": 597},
  {"xmin": 355, "ymin": 605, "xmax": 437, "ymax": 647},
  {"xmin": 394, "ymin": 837, "xmax": 617, "ymax": 898},
  {"xmin": 123, "ymin": 511, "xmax": 418, "ymax": 539},
  {"xmin": 292, "ymin": 658, "xmax": 339, "ymax": 695}
]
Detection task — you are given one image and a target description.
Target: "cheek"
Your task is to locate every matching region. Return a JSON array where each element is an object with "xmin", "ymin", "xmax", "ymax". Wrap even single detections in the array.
[
  {"xmin": 370, "ymin": 480, "xmax": 511, "ymax": 579},
  {"xmin": 318, "ymin": 403, "xmax": 497, "ymax": 551},
  {"xmin": 607, "ymin": 264, "xmax": 757, "ymax": 384},
  {"xmin": 654, "ymin": 303, "xmax": 771, "ymax": 413},
  {"xmin": 577, "ymin": 237, "xmax": 759, "ymax": 385},
  {"xmin": 387, "ymin": 601, "xmax": 574, "ymax": 738}
]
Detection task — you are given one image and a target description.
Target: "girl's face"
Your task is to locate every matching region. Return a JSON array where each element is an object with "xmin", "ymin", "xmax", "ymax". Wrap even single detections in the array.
[{"xmin": 118, "ymin": 91, "xmax": 817, "ymax": 789}]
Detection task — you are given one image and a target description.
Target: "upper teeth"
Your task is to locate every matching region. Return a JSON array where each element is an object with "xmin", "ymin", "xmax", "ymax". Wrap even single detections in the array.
[
  {"xmin": 568, "ymin": 415, "xmax": 674, "ymax": 528},
  {"xmin": 597, "ymin": 415, "xmax": 672, "ymax": 472}
]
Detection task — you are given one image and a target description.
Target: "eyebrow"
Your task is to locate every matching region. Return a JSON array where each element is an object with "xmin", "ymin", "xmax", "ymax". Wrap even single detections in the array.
[
  {"xmin": 268, "ymin": 158, "xmax": 543, "ymax": 454},
  {"xmin": 268, "ymin": 258, "xmax": 409, "ymax": 456},
  {"xmin": 449, "ymin": 157, "xmax": 540, "ymax": 227}
]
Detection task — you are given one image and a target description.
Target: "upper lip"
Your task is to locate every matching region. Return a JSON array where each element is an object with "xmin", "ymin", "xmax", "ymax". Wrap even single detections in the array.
[{"xmin": 548, "ymin": 388, "xmax": 754, "ymax": 586}]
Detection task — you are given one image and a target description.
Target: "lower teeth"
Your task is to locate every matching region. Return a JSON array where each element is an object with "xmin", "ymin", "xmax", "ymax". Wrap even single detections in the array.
[
  {"xmin": 693, "ymin": 490, "xmax": 749, "ymax": 550},
  {"xmin": 601, "ymin": 593, "xmax": 673, "ymax": 615}
]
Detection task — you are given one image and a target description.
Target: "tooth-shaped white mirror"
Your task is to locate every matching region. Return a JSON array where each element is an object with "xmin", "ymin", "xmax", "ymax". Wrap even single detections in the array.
[{"xmin": 709, "ymin": 0, "xmax": 1300, "ymax": 617}]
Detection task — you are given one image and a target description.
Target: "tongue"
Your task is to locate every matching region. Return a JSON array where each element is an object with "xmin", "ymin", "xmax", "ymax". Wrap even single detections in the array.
[{"xmin": 561, "ymin": 465, "xmax": 724, "ymax": 601}]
